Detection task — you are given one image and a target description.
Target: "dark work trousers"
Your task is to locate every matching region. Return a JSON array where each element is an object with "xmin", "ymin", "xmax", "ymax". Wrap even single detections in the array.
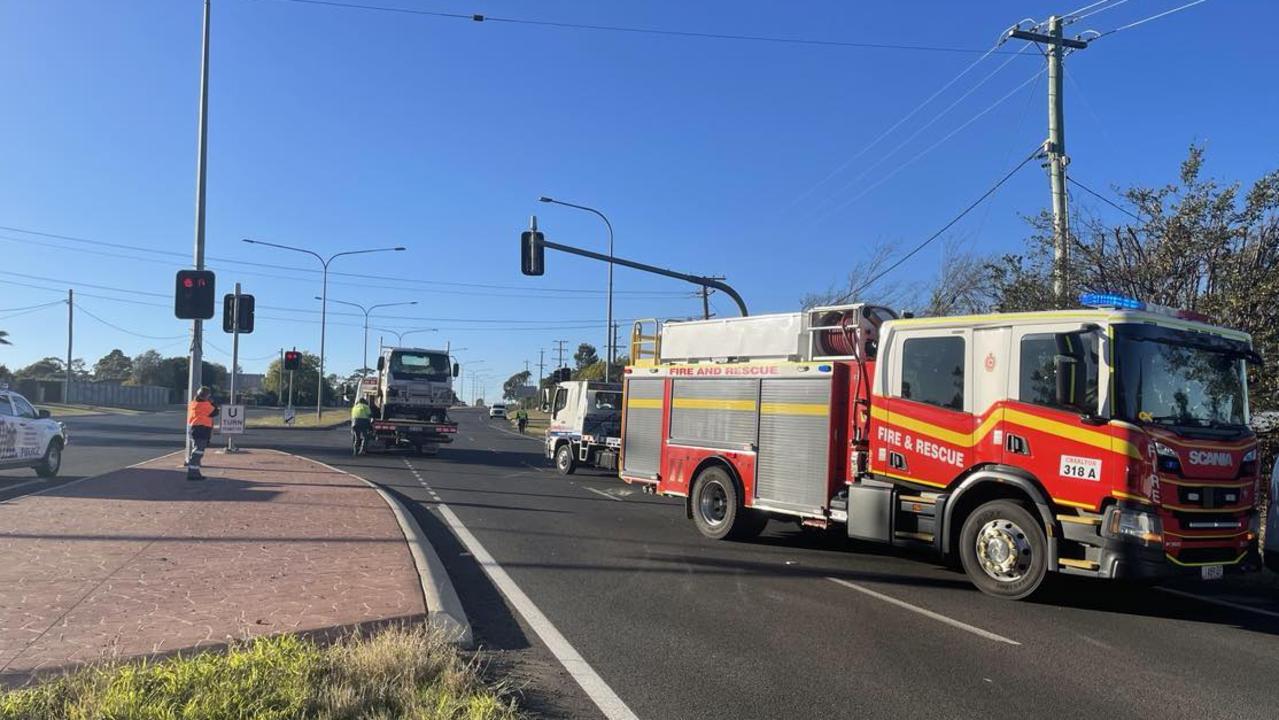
[{"xmin": 187, "ymin": 425, "xmax": 212, "ymax": 478}]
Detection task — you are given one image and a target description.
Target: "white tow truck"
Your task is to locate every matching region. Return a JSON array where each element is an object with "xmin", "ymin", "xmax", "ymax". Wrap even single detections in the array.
[
  {"xmin": 540, "ymin": 380, "xmax": 622, "ymax": 474},
  {"xmin": 0, "ymin": 388, "xmax": 66, "ymax": 477},
  {"xmin": 355, "ymin": 346, "xmax": 460, "ymax": 454}
]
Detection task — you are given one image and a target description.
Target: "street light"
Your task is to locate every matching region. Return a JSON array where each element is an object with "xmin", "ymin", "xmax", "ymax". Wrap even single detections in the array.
[
  {"xmin": 243, "ymin": 238, "xmax": 405, "ymax": 420},
  {"xmin": 539, "ymin": 196, "xmax": 615, "ymax": 382},
  {"xmin": 317, "ymin": 297, "xmax": 417, "ymax": 377}
]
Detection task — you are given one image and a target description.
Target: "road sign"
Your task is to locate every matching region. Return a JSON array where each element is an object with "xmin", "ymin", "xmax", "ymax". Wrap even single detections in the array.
[{"xmin": 220, "ymin": 404, "xmax": 246, "ymax": 434}]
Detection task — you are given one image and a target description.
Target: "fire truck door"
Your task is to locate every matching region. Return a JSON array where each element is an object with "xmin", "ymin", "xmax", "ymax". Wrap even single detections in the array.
[{"xmin": 1005, "ymin": 325, "xmax": 1108, "ymax": 505}]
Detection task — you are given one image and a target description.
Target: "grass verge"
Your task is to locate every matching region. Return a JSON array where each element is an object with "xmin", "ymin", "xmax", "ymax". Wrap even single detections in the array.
[
  {"xmin": 506, "ymin": 409, "xmax": 550, "ymax": 435},
  {"xmin": 247, "ymin": 409, "xmax": 348, "ymax": 429},
  {"xmin": 0, "ymin": 625, "xmax": 519, "ymax": 720}
]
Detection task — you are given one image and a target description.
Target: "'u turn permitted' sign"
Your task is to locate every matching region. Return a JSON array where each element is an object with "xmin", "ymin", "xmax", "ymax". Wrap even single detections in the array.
[{"xmin": 220, "ymin": 405, "xmax": 246, "ymax": 435}]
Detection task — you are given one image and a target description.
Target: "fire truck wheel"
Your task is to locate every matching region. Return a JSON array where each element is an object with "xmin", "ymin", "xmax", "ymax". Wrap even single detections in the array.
[
  {"xmin": 959, "ymin": 500, "xmax": 1048, "ymax": 600},
  {"xmin": 691, "ymin": 466, "xmax": 766, "ymax": 541},
  {"xmin": 554, "ymin": 444, "xmax": 577, "ymax": 475}
]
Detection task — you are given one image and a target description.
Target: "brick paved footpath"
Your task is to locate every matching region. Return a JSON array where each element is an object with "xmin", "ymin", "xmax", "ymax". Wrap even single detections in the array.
[{"xmin": 0, "ymin": 448, "xmax": 424, "ymax": 683}]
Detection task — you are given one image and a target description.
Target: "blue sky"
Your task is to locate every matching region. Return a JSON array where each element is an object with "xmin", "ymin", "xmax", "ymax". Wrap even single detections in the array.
[{"xmin": 1, "ymin": 0, "xmax": 1275, "ymax": 401}]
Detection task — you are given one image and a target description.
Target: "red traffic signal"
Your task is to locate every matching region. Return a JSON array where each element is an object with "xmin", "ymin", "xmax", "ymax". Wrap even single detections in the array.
[
  {"xmin": 175, "ymin": 270, "xmax": 216, "ymax": 319},
  {"xmin": 283, "ymin": 351, "xmax": 302, "ymax": 371}
]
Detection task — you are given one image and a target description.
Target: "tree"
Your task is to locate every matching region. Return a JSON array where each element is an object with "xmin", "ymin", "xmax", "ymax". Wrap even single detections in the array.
[
  {"xmin": 93, "ymin": 349, "xmax": 134, "ymax": 381},
  {"xmin": 576, "ymin": 354, "xmax": 630, "ymax": 382},
  {"xmin": 130, "ymin": 349, "xmax": 165, "ymax": 386},
  {"xmin": 503, "ymin": 370, "xmax": 532, "ymax": 402},
  {"xmin": 15, "ymin": 357, "xmax": 65, "ymax": 379},
  {"xmin": 262, "ymin": 352, "xmax": 337, "ymax": 406},
  {"xmin": 574, "ymin": 343, "xmax": 599, "ymax": 371},
  {"xmin": 0, "ymin": 364, "xmax": 13, "ymax": 385}
]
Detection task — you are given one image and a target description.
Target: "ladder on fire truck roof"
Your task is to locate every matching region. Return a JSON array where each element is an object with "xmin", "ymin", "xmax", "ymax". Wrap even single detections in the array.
[{"xmin": 630, "ymin": 320, "xmax": 661, "ymax": 367}]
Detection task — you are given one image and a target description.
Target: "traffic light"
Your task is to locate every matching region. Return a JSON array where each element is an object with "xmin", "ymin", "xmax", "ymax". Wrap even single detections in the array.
[
  {"xmin": 174, "ymin": 270, "xmax": 216, "ymax": 320},
  {"xmin": 222, "ymin": 294, "xmax": 255, "ymax": 334},
  {"xmin": 521, "ymin": 230, "xmax": 545, "ymax": 276},
  {"xmin": 283, "ymin": 351, "xmax": 301, "ymax": 371},
  {"xmin": 552, "ymin": 367, "xmax": 572, "ymax": 383}
]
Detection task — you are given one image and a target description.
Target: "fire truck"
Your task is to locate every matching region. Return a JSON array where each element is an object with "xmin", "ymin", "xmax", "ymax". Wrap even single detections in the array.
[{"xmin": 619, "ymin": 296, "xmax": 1263, "ymax": 599}]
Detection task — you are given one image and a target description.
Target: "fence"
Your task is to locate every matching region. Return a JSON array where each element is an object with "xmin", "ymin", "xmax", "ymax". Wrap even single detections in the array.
[{"xmin": 15, "ymin": 380, "xmax": 174, "ymax": 407}]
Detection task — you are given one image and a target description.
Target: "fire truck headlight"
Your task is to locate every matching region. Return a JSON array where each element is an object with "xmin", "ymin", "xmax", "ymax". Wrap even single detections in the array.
[
  {"xmin": 1104, "ymin": 507, "xmax": 1163, "ymax": 547},
  {"xmin": 1153, "ymin": 441, "xmax": 1182, "ymax": 475}
]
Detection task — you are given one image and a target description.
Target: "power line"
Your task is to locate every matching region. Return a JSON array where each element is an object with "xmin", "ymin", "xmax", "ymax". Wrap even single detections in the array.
[
  {"xmin": 785, "ymin": 34, "xmax": 1014, "ymax": 212},
  {"xmin": 805, "ymin": 42, "xmax": 1036, "ymax": 218},
  {"xmin": 1093, "ymin": 0, "xmax": 1212, "ymax": 40},
  {"xmin": 1069, "ymin": 0, "xmax": 1133, "ymax": 23},
  {"xmin": 1067, "ymin": 176, "xmax": 1141, "ymax": 221},
  {"xmin": 0, "ymin": 300, "xmax": 64, "ymax": 314},
  {"xmin": 845, "ymin": 145, "xmax": 1043, "ymax": 299},
  {"xmin": 813, "ymin": 68, "xmax": 1046, "ymax": 226},
  {"xmin": 0, "ymin": 224, "xmax": 683, "ymax": 297},
  {"xmin": 259, "ymin": 0, "xmax": 1023, "ymax": 56},
  {"xmin": 76, "ymin": 304, "xmax": 187, "ymax": 341}
]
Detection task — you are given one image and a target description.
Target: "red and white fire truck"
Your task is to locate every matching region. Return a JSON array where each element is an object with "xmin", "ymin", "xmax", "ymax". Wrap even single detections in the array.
[{"xmin": 619, "ymin": 296, "xmax": 1263, "ymax": 598}]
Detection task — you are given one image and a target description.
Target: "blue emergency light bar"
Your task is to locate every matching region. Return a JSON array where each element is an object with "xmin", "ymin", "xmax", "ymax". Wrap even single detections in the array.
[{"xmin": 1079, "ymin": 292, "xmax": 1145, "ymax": 310}]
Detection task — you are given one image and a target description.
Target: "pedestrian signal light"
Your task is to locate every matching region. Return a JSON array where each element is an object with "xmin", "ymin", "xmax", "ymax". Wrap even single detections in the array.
[
  {"xmin": 175, "ymin": 270, "xmax": 216, "ymax": 319},
  {"xmin": 521, "ymin": 230, "xmax": 545, "ymax": 276}
]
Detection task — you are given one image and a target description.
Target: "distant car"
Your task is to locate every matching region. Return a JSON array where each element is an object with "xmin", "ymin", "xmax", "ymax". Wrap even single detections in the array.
[
  {"xmin": 488, "ymin": 403, "xmax": 507, "ymax": 419},
  {"xmin": 1266, "ymin": 459, "xmax": 1279, "ymax": 573},
  {"xmin": 0, "ymin": 389, "xmax": 67, "ymax": 477}
]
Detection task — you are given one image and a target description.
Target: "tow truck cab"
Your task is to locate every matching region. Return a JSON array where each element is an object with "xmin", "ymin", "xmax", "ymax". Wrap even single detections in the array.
[{"xmin": 541, "ymin": 380, "xmax": 622, "ymax": 475}]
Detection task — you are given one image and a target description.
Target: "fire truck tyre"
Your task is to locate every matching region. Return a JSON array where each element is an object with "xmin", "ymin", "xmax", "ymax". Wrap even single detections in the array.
[
  {"xmin": 959, "ymin": 500, "xmax": 1048, "ymax": 600},
  {"xmin": 691, "ymin": 467, "xmax": 766, "ymax": 541},
  {"xmin": 1266, "ymin": 549, "xmax": 1279, "ymax": 575},
  {"xmin": 35, "ymin": 439, "xmax": 62, "ymax": 478},
  {"xmin": 554, "ymin": 444, "xmax": 577, "ymax": 475}
]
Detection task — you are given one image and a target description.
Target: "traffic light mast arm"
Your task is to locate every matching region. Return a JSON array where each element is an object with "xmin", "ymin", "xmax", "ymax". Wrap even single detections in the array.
[{"xmin": 538, "ymin": 237, "xmax": 749, "ymax": 317}]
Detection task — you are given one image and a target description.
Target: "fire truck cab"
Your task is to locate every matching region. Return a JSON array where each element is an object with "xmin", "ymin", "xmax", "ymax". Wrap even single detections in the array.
[{"xmin": 621, "ymin": 297, "xmax": 1262, "ymax": 599}]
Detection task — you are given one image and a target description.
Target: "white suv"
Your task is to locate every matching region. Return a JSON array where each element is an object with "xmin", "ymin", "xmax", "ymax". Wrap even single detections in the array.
[
  {"xmin": 0, "ymin": 390, "xmax": 67, "ymax": 477},
  {"xmin": 488, "ymin": 403, "xmax": 507, "ymax": 419}
]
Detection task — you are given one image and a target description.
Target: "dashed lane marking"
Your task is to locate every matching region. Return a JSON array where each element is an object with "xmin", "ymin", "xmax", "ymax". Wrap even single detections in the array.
[
  {"xmin": 826, "ymin": 577, "xmax": 1021, "ymax": 646},
  {"xmin": 584, "ymin": 487, "xmax": 623, "ymax": 502}
]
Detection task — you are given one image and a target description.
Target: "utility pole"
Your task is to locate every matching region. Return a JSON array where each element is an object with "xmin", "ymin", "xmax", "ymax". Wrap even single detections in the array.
[
  {"xmin": 554, "ymin": 339, "xmax": 568, "ymax": 370},
  {"xmin": 537, "ymin": 348, "xmax": 545, "ymax": 387},
  {"xmin": 1010, "ymin": 16, "xmax": 1086, "ymax": 305},
  {"xmin": 227, "ymin": 283, "xmax": 241, "ymax": 452},
  {"xmin": 65, "ymin": 289, "xmax": 73, "ymax": 403},
  {"xmin": 699, "ymin": 276, "xmax": 724, "ymax": 320},
  {"xmin": 278, "ymin": 348, "xmax": 284, "ymax": 407},
  {"xmin": 187, "ymin": 0, "xmax": 212, "ymax": 439}
]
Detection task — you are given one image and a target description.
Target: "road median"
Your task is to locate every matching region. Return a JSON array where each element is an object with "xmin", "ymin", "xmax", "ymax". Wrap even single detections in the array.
[{"xmin": 0, "ymin": 446, "xmax": 492, "ymax": 708}]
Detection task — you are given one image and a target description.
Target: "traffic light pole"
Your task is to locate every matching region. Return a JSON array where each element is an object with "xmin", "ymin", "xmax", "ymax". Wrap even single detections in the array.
[
  {"xmin": 525, "ymin": 216, "xmax": 749, "ymax": 317},
  {"xmin": 227, "ymin": 283, "xmax": 240, "ymax": 452},
  {"xmin": 187, "ymin": 0, "xmax": 211, "ymax": 455}
]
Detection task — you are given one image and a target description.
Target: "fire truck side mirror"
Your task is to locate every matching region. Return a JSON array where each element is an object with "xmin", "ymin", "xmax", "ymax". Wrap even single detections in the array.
[
  {"xmin": 377, "ymin": 357, "xmax": 385, "ymax": 371},
  {"xmin": 521, "ymin": 230, "xmax": 545, "ymax": 276},
  {"xmin": 453, "ymin": 362, "xmax": 460, "ymax": 378},
  {"xmin": 539, "ymin": 388, "xmax": 551, "ymax": 414}
]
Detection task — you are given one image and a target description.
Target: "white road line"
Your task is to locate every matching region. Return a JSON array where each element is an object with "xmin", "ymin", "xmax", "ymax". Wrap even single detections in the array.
[
  {"xmin": 585, "ymin": 487, "xmax": 623, "ymax": 502},
  {"xmin": 0, "ymin": 478, "xmax": 49, "ymax": 494},
  {"xmin": 491, "ymin": 424, "xmax": 543, "ymax": 443},
  {"xmin": 434, "ymin": 501, "xmax": 639, "ymax": 720},
  {"xmin": 1156, "ymin": 587, "xmax": 1279, "ymax": 620},
  {"xmin": 826, "ymin": 577, "xmax": 1021, "ymax": 646}
]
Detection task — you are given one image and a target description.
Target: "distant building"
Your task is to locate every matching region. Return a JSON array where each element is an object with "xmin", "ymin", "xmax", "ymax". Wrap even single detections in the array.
[{"xmin": 236, "ymin": 374, "xmax": 265, "ymax": 393}]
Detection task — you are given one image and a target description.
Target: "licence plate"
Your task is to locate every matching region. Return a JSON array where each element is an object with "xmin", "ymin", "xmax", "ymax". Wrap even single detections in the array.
[
  {"xmin": 1201, "ymin": 565, "xmax": 1224, "ymax": 581},
  {"xmin": 408, "ymin": 426, "xmax": 424, "ymax": 433}
]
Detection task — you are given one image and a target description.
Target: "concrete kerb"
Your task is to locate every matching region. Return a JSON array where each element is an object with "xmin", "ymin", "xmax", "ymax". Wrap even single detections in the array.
[{"xmin": 272, "ymin": 450, "xmax": 475, "ymax": 648}]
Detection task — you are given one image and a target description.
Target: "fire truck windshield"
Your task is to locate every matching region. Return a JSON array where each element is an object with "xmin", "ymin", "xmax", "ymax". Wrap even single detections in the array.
[
  {"xmin": 389, "ymin": 351, "xmax": 450, "ymax": 381},
  {"xmin": 1113, "ymin": 324, "xmax": 1249, "ymax": 431}
]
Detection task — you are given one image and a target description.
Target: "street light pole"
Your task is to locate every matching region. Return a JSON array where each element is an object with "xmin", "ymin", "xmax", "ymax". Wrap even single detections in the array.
[
  {"xmin": 539, "ymin": 196, "xmax": 615, "ymax": 382},
  {"xmin": 243, "ymin": 239, "xmax": 405, "ymax": 420},
  {"xmin": 320, "ymin": 298, "xmax": 417, "ymax": 377},
  {"xmin": 187, "ymin": 0, "xmax": 211, "ymax": 450}
]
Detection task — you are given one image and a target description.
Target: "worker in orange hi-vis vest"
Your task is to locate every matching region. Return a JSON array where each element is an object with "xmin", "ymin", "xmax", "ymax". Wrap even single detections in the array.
[{"xmin": 186, "ymin": 386, "xmax": 219, "ymax": 481}]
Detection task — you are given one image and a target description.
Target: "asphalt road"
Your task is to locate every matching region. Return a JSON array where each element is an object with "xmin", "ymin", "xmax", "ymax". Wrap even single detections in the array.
[{"xmin": 8, "ymin": 407, "xmax": 1279, "ymax": 719}]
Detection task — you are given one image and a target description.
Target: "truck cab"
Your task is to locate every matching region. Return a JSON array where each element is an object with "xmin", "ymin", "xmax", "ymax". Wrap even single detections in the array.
[
  {"xmin": 541, "ymin": 380, "xmax": 622, "ymax": 475},
  {"xmin": 372, "ymin": 347, "xmax": 459, "ymax": 422}
]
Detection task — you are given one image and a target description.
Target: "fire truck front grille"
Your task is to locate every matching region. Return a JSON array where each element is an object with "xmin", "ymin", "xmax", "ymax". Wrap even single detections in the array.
[{"xmin": 1171, "ymin": 546, "xmax": 1244, "ymax": 565}]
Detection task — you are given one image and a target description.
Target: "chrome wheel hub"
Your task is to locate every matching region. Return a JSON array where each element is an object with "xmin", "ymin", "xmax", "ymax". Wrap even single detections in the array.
[
  {"xmin": 975, "ymin": 518, "xmax": 1033, "ymax": 582},
  {"xmin": 699, "ymin": 482, "xmax": 728, "ymax": 526}
]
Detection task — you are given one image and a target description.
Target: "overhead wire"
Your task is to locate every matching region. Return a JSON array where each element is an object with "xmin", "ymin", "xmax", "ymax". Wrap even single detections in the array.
[
  {"xmin": 843, "ymin": 145, "xmax": 1044, "ymax": 300},
  {"xmin": 803, "ymin": 41, "xmax": 1036, "ymax": 219},
  {"xmin": 0, "ymin": 300, "xmax": 65, "ymax": 314},
  {"xmin": 257, "ymin": 0, "xmax": 1021, "ymax": 55},
  {"xmin": 75, "ymin": 304, "xmax": 187, "ymax": 341},
  {"xmin": 813, "ymin": 67, "xmax": 1046, "ymax": 226},
  {"xmin": 1066, "ymin": 176, "xmax": 1142, "ymax": 221},
  {"xmin": 1070, "ymin": 0, "xmax": 1133, "ymax": 23},
  {"xmin": 1092, "ymin": 0, "xmax": 1212, "ymax": 40}
]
